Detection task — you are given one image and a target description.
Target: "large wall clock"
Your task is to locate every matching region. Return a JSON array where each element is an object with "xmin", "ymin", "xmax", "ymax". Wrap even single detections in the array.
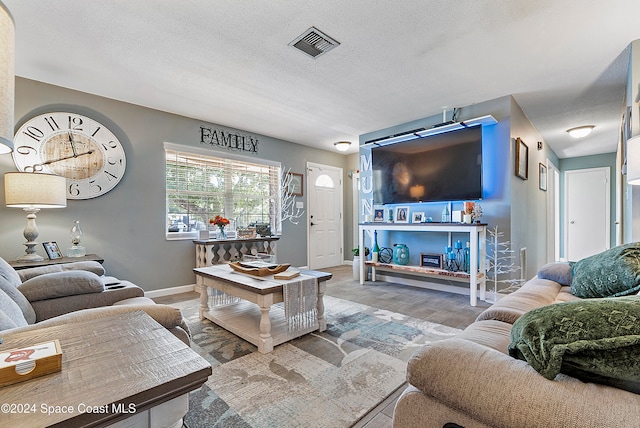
[{"xmin": 12, "ymin": 112, "xmax": 127, "ymax": 200}]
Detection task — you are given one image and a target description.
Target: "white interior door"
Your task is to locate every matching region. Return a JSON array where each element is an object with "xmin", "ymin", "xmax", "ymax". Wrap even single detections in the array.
[
  {"xmin": 307, "ymin": 163, "xmax": 343, "ymax": 269},
  {"xmin": 565, "ymin": 167, "xmax": 610, "ymax": 261}
]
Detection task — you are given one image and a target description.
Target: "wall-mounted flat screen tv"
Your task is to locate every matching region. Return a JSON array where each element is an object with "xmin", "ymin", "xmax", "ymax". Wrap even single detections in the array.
[{"xmin": 371, "ymin": 125, "xmax": 483, "ymax": 204}]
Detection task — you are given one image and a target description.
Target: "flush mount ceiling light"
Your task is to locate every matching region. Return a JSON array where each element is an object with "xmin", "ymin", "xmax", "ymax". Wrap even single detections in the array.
[
  {"xmin": 566, "ymin": 125, "xmax": 594, "ymax": 138},
  {"xmin": 334, "ymin": 141, "xmax": 351, "ymax": 152}
]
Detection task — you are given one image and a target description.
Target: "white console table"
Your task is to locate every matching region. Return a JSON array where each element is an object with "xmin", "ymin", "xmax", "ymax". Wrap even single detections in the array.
[
  {"xmin": 358, "ymin": 223, "xmax": 487, "ymax": 306},
  {"xmin": 194, "ymin": 237, "xmax": 280, "ymax": 267}
]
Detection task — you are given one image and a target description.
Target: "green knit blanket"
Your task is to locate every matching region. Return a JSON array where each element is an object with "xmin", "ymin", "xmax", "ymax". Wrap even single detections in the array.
[{"xmin": 508, "ymin": 296, "xmax": 640, "ymax": 393}]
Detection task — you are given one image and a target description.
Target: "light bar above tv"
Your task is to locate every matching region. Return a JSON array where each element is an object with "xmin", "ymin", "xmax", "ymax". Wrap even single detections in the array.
[{"xmin": 363, "ymin": 115, "xmax": 497, "ymax": 148}]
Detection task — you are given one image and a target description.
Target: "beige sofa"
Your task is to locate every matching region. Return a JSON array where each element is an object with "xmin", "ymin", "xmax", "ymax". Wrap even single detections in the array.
[{"xmin": 393, "ymin": 269, "xmax": 640, "ymax": 428}]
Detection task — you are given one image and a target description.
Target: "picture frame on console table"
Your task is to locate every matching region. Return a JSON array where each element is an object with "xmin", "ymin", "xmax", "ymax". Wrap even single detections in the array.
[
  {"xmin": 374, "ymin": 208, "xmax": 385, "ymax": 222},
  {"xmin": 420, "ymin": 253, "xmax": 443, "ymax": 269},
  {"xmin": 515, "ymin": 137, "xmax": 528, "ymax": 180},
  {"xmin": 394, "ymin": 206, "xmax": 410, "ymax": 223}
]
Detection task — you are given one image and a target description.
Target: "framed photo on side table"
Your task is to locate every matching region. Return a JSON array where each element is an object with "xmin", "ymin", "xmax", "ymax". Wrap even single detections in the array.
[
  {"xmin": 515, "ymin": 137, "xmax": 528, "ymax": 180},
  {"xmin": 420, "ymin": 253, "xmax": 443, "ymax": 269},
  {"xmin": 42, "ymin": 242, "xmax": 63, "ymax": 260},
  {"xmin": 412, "ymin": 212, "xmax": 425, "ymax": 223},
  {"xmin": 539, "ymin": 163, "xmax": 547, "ymax": 191},
  {"xmin": 394, "ymin": 206, "xmax": 410, "ymax": 223}
]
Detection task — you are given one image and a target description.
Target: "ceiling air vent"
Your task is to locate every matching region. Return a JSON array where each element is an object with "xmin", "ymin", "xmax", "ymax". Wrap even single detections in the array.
[{"xmin": 289, "ymin": 27, "xmax": 340, "ymax": 58}]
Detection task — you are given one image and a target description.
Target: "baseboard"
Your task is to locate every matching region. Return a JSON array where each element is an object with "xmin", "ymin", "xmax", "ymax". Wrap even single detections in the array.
[{"xmin": 145, "ymin": 284, "xmax": 196, "ymax": 298}]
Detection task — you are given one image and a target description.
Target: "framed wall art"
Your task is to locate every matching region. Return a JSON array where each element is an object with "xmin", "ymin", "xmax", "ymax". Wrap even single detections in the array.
[
  {"xmin": 515, "ymin": 137, "xmax": 528, "ymax": 180},
  {"xmin": 539, "ymin": 163, "xmax": 547, "ymax": 191},
  {"xmin": 286, "ymin": 172, "xmax": 303, "ymax": 196}
]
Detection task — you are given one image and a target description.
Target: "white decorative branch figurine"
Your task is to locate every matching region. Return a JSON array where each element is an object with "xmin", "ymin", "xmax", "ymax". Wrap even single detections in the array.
[
  {"xmin": 486, "ymin": 225, "xmax": 523, "ymax": 302},
  {"xmin": 280, "ymin": 168, "xmax": 305, "ymax": 224}
]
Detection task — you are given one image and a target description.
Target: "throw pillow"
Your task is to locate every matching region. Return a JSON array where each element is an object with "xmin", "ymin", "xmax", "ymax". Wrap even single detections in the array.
[
  {"xmin": 508, "ymin": 296, "xmax": 640, "ymax": 393},
  {"xmin": 19, "ymin": 271, "xmax": 104, "ymax": 302},
  {"xmin": 537, "ymin": 262, "xmax": 572, "ymax": 286},
  {"xmin": 570, "ymin": 243, "xmax": 640, "ymax": 298}
]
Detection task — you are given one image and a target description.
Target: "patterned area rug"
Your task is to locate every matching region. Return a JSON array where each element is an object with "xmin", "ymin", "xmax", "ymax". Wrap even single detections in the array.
[{"xmin": 175, "ymin": 295, "xmax": 461, "ymax": 428}]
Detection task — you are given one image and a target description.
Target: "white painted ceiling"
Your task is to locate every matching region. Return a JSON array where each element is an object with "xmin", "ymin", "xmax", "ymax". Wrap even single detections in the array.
[{"xmin": 4, "ymin": 0, "xmax": 640, "ymax": 158}]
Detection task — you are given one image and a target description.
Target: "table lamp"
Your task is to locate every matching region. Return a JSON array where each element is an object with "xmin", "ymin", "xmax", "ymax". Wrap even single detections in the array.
[{"xmin": 4, "ymin": 172, "xmax": 67, "ymax": 261}]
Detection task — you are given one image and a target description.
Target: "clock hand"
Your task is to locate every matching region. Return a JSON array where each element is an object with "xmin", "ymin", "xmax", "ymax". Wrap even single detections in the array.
[
  {"xmin": 68, "ymin": 132, "xmax": 78, "ymax": 157},
  {"xmin": 27, "ymin": 150, "xmax": 95, "ymax": 170}
]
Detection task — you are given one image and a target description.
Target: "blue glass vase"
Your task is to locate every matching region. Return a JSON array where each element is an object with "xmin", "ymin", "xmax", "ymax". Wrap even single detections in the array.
[{"xmin": 392, "ymin": 244, "xmax": 410, "ymax": 265}]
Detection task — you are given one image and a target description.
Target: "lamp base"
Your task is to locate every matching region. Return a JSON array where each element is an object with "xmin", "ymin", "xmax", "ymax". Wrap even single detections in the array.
[
  {"xmin": 67, "ymin": 245, "xmax": 86, "ymax": 257},
  {"xmin": 17, "ymin": 252, "xmax": 45, "ymax": 262}
]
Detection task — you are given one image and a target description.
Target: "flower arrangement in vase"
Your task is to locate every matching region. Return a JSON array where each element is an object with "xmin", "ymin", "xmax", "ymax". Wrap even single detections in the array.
[
  {"xmin": 210, "ymin": 215, "xmax": 230, "ymax": 239},
  {"xmin": 463, "ymin": 202, "xmax": 475, "ymax": 224}
]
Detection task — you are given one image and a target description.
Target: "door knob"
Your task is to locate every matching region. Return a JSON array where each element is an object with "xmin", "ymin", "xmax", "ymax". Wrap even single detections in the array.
[{"xmin": 570, "ymin": 221, "xmax": 575, "ymax": 224}]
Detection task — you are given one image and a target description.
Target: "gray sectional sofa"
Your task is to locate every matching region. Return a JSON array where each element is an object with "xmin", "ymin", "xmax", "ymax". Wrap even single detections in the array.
[
  {"xmin": 393, "ymin": 258, "xmax": 640, "ymax": 428},
  {"xmin": 0, "ymin": 257, "xmax": 191, "ymax": 345}
]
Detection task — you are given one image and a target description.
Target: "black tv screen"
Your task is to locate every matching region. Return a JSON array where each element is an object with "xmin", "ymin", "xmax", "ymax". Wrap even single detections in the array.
[{"xmin": 371, "ymin": 126, "xmax": 483, "ymax": 204}]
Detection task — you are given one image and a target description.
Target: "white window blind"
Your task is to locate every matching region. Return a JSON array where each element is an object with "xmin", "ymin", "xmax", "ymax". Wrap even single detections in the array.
[{"xmin": 165, "ymin": 144, "xmax": 281, "ymax": 238}]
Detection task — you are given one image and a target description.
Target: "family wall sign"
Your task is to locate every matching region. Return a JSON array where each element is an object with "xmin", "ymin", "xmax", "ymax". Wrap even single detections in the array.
[{"xmin": 200, "ymin": 126, "xmax": 259, "ymax": 154}]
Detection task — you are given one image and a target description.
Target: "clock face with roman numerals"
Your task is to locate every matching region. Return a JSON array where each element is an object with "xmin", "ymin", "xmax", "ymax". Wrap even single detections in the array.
[{"xmin": 12, "ymin": 112, "xmax": 126, "ymax": 200}]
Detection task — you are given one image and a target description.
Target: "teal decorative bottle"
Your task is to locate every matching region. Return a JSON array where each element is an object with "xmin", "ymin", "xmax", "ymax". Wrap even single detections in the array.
[
  {"xmin": 392, "ymin": 243, "xmax": 410, "ymax": 265},
  {"xmin": 464, "ymin": 242, "xmax": 471, "ymax": 273},
  {"xmin": 372, "ymin": 230, "xmax": 380, "ymax": 263}
]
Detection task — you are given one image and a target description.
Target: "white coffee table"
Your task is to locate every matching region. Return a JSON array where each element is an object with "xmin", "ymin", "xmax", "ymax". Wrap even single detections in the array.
[{"xmin": 194, "ymin": 264, "xmax": 332, "ymax": 353}]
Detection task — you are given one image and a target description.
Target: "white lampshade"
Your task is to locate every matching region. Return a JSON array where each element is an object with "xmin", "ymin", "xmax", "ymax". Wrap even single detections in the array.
[
  {"xmin": 5, "ymin": 172, "xmax": 67, "ymax": 208},
  {"xmin": 334, "ymin": 141, "xmax": 351, "ymax": 152},
  {"xmin": 627, "ymin": 136, "xmax": 640, "ymax": 185},
  {"xmin": 0, "ymin": 1, "xmax": 14, "ymax": 154}
]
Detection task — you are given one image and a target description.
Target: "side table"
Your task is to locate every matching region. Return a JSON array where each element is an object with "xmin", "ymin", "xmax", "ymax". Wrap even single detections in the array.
[
  {"xmin": 0, "ymin": 311, "xmax": 212, "ymax": 427},
  {"xmin": 8, "ymin": 253, "xmax": 104, "ymax": 270}
]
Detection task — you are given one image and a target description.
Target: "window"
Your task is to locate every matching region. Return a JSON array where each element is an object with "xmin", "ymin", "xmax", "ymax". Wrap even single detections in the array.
[
  {"xmin": 165, "ymin": 143, "xmax": 281, "ymax": 239},
  {"xmin": 315, "ymin": 174, "xmax": 335, "ymax": 188}
]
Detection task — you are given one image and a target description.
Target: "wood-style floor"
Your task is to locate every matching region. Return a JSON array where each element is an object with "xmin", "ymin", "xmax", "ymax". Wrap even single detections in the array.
[{"xmin": 154, "ymin": 264, "xmax": 491, "ymax": 428}]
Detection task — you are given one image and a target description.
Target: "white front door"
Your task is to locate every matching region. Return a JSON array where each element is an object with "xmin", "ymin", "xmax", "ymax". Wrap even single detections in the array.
[
  {"xmin": 565, "ymin": 167, "xmax": 610, "ymax": 261},
  {"xmin": 307, "ymin": 163, "xmax": 343, "ymax": 269}
]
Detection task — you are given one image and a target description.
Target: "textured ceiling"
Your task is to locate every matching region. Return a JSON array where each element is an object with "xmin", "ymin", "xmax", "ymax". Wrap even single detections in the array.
[{"xmin": 4, "ymin": 0, "xmax": 640, "ymax": 158}]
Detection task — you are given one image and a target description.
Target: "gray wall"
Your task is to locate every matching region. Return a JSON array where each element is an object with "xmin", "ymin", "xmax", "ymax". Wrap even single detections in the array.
[
  {"xmin": 0, "ymin": 78, "xmax": 351, "ymax": 291},
  {"xmin": 509, "ymin": 98, "xmax": 560, "ymax": 278}
]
